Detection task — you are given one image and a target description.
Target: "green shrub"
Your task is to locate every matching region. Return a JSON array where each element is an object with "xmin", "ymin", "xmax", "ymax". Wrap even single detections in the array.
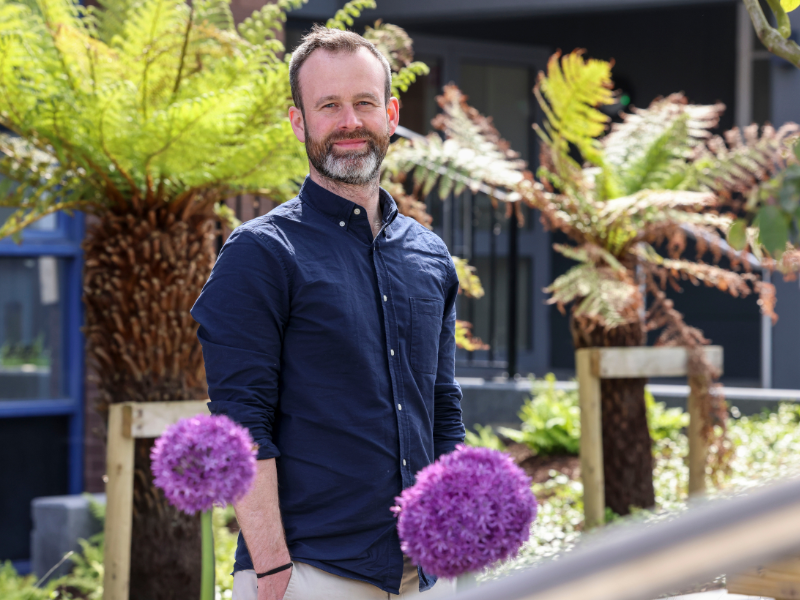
[
  {"xmin": 0, "ymin": 562, "xmax": 53, "ymax": 600},
  {"xmin": 498, "ymin": 374, "xmax": 581, "ymax": 456},
  {"xmin": 646, "ymin": 393, "xmax": 689, "ymax": 441},
  {"xmin": 464, "ymin": 424, "xmax": 506, "ymax": 451},
  {"xmin": 0, "ymin": 496, "xmax": 238, "ymax": 600},
  {"xmin": 493, "ymin": 374, "xmax": 689, "ymax": 456}
]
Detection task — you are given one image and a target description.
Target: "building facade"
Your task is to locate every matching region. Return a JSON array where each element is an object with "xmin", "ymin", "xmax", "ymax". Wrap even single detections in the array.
[{"xmin": 2, "ymin": 0, "xmax": 800, "ymax": 569}]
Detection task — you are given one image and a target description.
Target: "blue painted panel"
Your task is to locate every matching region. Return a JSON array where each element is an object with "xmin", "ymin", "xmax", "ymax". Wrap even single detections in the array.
[
  {"xmin": 0, "ymin": 243, "xmax": 82, "ymax": 257},
  {"xmin": 11, "ymin": 560, "xmax": 31, "ymax": 575},
  {"xmin": 0, "ymin": 398, "xmax": 78, "ymax": 418}
]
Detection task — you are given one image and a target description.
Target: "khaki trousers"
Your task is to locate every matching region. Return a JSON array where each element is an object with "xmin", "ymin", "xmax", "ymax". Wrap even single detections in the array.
[{"xmin": 232, "ymin": 558, "xmax": 457, "ymax": 600}]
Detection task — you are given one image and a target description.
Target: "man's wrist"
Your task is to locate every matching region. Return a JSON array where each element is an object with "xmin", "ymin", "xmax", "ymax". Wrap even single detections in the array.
[
  {"xmin": 256, "ymin": 562, "xmax": 293, "ymax": 578},
  {"xmin": 252, "ymin": 549, "xmax": 292, "ymax": 573}
]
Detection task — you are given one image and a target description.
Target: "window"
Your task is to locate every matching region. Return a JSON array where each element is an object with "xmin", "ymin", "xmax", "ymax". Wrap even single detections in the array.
[{"xmin": 0, "ymin": 208, "xmax": 84, "ymax": 569}]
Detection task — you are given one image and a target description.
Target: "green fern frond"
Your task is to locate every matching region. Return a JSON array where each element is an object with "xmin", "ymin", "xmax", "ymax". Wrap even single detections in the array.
[
  {"xmin": 391, "ymin": 61, "xmax": 429, "ymax": 96},
  {"xmin": 552, "ymin": 242, "xmax": 627, "ymax": 274},
  {"xmin": 603, "ymin": 95, "xmax": 725, "ymax": 196},
  {"xmin": 193, "ymin": 0, "xmax": 233, "ymax": 31},
  {"xmin": 453, "ymin": 256, "xmax": 484, "ymax": 299},
  {"xmin": 534, "ymin": 49, "xmax": 615, "ymax": 168},
  {"xmin": 238, "ymin": 0, "xmax": 306, "ymax": 47},
  {"xmin": 326, "ymin": 0, "xmax": 375, "ymax": 30}
]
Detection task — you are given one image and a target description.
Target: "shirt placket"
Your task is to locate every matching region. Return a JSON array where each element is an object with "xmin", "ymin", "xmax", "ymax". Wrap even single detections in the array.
[{"xmin": 372, "ymin": 239, "xmax": 412, "ymax": 488}]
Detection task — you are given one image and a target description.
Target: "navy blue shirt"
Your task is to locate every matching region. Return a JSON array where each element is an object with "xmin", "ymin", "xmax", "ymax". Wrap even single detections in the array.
[{"xmin": 191, "ymin": 177, "xmax": 465, "ymax": 594}]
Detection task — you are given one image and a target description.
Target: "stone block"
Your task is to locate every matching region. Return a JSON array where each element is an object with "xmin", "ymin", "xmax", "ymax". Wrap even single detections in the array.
[{"xmin": 30, "ymin": 493, "xmax": 105, "ymax": 583}]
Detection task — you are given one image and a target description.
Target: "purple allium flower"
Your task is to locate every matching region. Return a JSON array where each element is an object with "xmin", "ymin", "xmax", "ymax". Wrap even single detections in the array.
[
  {"xmin": 151, "ymin": 414, "xmax": 256, "ymax": 514},
  {"xmin": 392, "ymin": 445, "xmax": 537, "ymax": 578}
]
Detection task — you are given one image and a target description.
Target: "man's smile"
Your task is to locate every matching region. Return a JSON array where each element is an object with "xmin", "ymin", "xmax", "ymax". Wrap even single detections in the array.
[{"xmin": 333, "ymin": 139, "xmax": 367, "ymax": 150}]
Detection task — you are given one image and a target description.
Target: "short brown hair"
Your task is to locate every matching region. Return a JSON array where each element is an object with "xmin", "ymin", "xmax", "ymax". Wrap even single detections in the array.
[{"xmin": 289, "ymin": 25, "xmax": 392, "ymax": 112}]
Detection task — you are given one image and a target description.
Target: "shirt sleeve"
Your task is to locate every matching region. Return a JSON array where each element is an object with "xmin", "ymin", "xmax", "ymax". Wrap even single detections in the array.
[
  {"xmin": 432, "ymin": 257, "xmax": 465, "ymax": 459},
  {"xmin": 190, "ymin": 227, "xmax": 290, "ymax": 460}
]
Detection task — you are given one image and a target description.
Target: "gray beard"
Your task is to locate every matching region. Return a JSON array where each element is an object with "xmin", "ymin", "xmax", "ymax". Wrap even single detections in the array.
[{"xmin": 318, "ymin": 149, "xmax": 382, "ymax": 186}]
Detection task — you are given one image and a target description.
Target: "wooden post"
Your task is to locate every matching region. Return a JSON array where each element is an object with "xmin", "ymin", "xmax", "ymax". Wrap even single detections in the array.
[
  {"xmin": 102, "ymin": 400, "xmax": 210, "ymax": 600},
  {"xmin": 577, "ymin": 349, "xmax": 605, "ymax": 529},
  {"xmin": 575, "ymin": 346, "xmax": 723, "ymax": 528},
  {"xmin": 728, "ymin": 556, "xmax": 800, "ymax": 599},
  {"xmin": 687, "ymin": 378, "xmax": 707, "ymax": 496},
  {"xmin": 103, "ymin": 403, "xmax": 135, "ymax": 600}
]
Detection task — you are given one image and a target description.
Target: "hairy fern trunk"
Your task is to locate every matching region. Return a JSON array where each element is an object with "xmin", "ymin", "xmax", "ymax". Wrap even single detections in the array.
[
  {"xmin": 571, "ymin": 314, "xmax": 656, "ymax": 516},
  {"xmin": 83, "ymin": 203, "xmax": 216, "ymax": 599}
]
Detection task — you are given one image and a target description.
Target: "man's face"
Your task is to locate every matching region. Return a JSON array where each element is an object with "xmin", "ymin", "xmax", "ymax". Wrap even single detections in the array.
[{"xmin": 289, "ymin": 47, "xmax": 400, "ymax": 185}]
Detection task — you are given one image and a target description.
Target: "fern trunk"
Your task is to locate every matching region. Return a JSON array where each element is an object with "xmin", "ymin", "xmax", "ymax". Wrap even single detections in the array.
[
  {"xmin": 83, "ymin": 203, "xmax": 216, "ymax": 599},
  {"xmin": 571, "ymin": 314, "xmax": 655, "ymax": 516}
]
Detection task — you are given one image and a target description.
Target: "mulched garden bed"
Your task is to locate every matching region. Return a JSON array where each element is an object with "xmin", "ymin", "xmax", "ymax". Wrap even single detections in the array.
[{"xmin": 504, "ymin": 442, "xmax": 581, "ymax": 484}]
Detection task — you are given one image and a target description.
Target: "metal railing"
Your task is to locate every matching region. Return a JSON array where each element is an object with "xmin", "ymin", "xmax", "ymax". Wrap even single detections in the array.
[{"xmin": 451, "ymin": 475, "xmax": 800, "ymax": 600}]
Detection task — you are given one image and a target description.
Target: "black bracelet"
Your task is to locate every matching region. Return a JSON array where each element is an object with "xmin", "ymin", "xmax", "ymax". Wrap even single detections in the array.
[{"xmin": 256, "ymin": 562, "xmax": 293, "ymax": 579}]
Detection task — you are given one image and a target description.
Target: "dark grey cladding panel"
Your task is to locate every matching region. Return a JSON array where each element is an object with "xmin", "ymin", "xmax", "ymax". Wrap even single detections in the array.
[
  {"xmin": 349, "ymin": 0, "xmax": 734, "ymax": 22},
  {"xmin": 290, "ymin": 0, "xmax": 344, "ymax": 20}
]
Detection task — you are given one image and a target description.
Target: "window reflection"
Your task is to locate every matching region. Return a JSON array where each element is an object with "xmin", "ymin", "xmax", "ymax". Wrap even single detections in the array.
[
  {"xmin": 0, "ymin": 207, "xmax": 59, "ymax": 232},
  {"xmin": 0, "ymin": 257, "xmax": 63, "ymax": 399}
]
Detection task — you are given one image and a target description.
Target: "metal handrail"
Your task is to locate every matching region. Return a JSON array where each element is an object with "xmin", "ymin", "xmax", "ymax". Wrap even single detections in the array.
[{"xmin": 452, "ymin": 476, "xmax": 800, "ymax": 600}]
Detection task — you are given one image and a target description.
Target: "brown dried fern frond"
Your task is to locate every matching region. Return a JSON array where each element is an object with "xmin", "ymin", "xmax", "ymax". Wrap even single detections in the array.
[
  {"xmin": 694, "ymin": 122, "xmax": 800, "ymax": 198},
  {"xmin": 381, "ymin": 178, "xmax": 432, "ymax": 228},
  {"xmin": 432, "ymin": 85, "xmax": 526, "ymax": 165},
  {"xmin": 546, "ymin": 261, "xmax": 640, "ymax": 329},
  {"xmin": 599, "ymin": 190, "xmax": 717, "ymax": 229},
  {"xmin": 383, "ymin": 85, "xmax": 530, "ymax": 201},
  {"xmin": 363, "ymin": 20, "xmax": 414, "ymax": 72},
  {"xmin": 644, "ymin": 277, "xmax": 731, "ymax": 475}
]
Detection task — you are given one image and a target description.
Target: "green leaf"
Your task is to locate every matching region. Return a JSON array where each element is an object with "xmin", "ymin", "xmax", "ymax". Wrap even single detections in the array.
[
  {"xmin": 728, "ymin": 218, "xmax": 748, "ymax": 251},
  {"xmin": 780, "ymin": 180, "xmax": 799, "ymax": 212},
  {"xmin": 757, "ymin": 205, "xmax": 790, "ymax": 256},
  {"xmin": 781, "ymin": 0, "xmax": 800, "ymax": 12}
]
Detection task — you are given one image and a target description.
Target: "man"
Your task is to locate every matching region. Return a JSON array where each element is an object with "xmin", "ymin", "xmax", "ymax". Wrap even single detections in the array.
[{"xmin": 191, "ymin": 25, "xmax": 464, "ymax": 600}]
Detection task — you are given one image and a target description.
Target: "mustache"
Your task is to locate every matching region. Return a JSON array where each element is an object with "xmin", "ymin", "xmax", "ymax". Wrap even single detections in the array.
[{"xmin": 325, "ymin": 128, "xmax": 380, "ymax": 147}]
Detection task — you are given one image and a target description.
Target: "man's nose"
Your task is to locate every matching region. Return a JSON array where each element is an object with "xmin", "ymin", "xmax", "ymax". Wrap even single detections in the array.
[{"xmin": 338, "ymin": 104, "xmax": 362, "ymax": 129}]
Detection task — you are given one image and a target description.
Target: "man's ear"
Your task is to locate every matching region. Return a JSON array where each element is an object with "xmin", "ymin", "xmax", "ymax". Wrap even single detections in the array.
[
  {"xmin": 289, "ymin": 105, "xmax": 306, "ymax": 143},
  {"xmin": 387, "ymin": 97, "xmax": 400, "ymax": 136}
]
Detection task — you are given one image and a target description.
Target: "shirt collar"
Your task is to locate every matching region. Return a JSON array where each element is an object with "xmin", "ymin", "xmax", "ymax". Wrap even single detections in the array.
[{"xmin": 298, "ymin": 176, "xmax": 399, "ymax": 232}]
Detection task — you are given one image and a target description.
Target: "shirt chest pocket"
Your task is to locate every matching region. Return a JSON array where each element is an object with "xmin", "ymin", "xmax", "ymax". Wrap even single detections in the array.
[{"xmin": 409, "ymin": 297, "xmax": 444, "ymax": 374}]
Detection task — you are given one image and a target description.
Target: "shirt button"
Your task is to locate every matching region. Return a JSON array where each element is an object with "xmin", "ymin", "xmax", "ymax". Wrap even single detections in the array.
[
  {"xmin": 354, "ymin": 208, "xmax": 361, "ymax": 215},
  {"xmin": 390, "ymin": 349, "xmax": 395, "ymax": 356},
  {"xmin": 397, "ymin": 404, "xmax": 402, "ymax": 411},
  {"xmin": 339, "ymin": 221, "xmax": 345, "ymax": 227},
  {"xmin": 403, "ymin": 459, "xmax": 407, "ymax": 466},
  {"xmin": 383, "ymin": 295, "xmax": 387, "ymax": 302}
]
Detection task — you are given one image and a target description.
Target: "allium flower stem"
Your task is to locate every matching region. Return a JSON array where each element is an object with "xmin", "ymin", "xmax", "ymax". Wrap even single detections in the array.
[{"xmin": 200, "ymin": 509, "xmax": 215, "ymax": 600}]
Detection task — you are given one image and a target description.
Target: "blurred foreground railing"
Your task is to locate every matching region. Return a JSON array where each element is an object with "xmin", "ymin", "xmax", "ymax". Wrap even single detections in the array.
[{"xmin": 452, "ymin": 476, "xmax": 800, "ymax": 600}]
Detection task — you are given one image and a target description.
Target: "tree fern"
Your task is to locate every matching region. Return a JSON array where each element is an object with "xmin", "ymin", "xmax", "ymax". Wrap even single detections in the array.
[{"xmin": 0, "ymin": 0, "xmax": 310, "ymax": 239}]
